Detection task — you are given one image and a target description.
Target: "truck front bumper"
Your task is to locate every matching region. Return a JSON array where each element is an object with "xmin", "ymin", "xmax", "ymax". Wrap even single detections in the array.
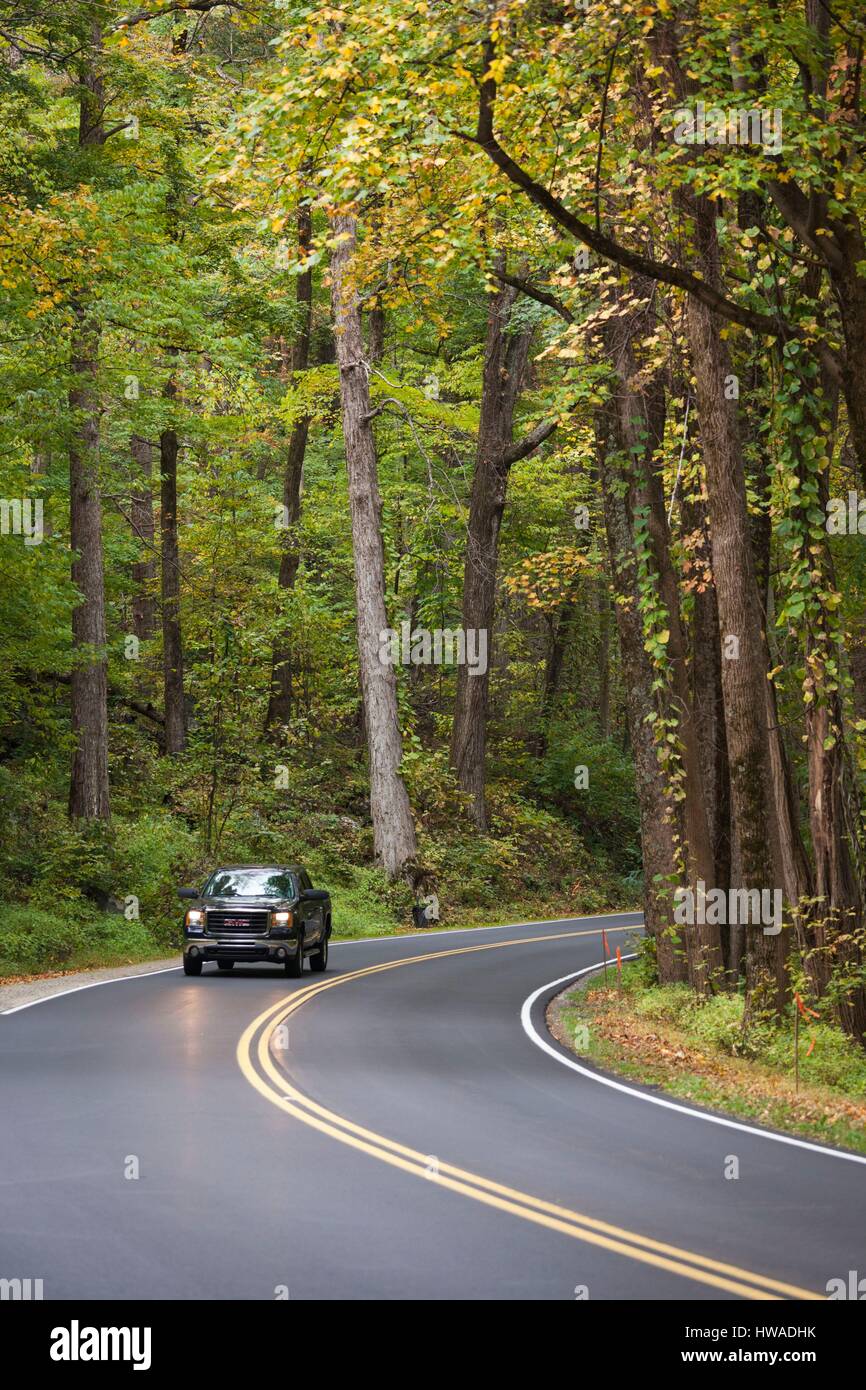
[{"xmin": 183, "ymin": 935, "xmax": 301, "ymax": 964}]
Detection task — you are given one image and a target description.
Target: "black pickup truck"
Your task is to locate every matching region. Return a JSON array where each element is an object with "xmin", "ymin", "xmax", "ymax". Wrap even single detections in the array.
[{"xmin": 178, "ymin": 864, "xmax": 331, "ymax": 978}]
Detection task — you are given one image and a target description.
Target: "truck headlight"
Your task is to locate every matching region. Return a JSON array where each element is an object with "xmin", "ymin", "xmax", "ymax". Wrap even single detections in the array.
[
  {"xmin": 271, "ymin": 910, "xmax": 292, "ymax": 927},
  {"xmin": 185, "ymin": 909, "xmax": 204, "ymax": 930}
]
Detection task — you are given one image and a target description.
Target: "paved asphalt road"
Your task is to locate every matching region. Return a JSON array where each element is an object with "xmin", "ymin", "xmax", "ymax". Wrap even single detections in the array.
[{"xmin": 1, "ymin": 913, "xmax": 863, "ymax": 1301}]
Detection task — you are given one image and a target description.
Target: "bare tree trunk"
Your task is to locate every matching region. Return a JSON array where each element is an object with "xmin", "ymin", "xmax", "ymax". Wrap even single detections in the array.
[
  {"xmin": 450, "ymin": 268, "xmax": 539, "ymax": 828},
  {"xmin": 367, "ymin": 304, "xmax": 385, "ymax": 366},
  {"xmin": 684, "ymin": 499, "xmax": 731, "ymax": 897},
  {"xmin": 597, "ymin": 408, "xmax": 686, "ymax": 984},
  {"xmin": 597, "ymin": 582, "xmax": 610, "ymax": 737},
  {"xmin": 537, "ymin": 593, "xmax": 577, "ymax": 755},
  {"xmin": 331, "ymin": 215, "xmax": 419, "ymax": 882},
  {"xmin": 765, "ymin": 667, "xmax": 812, "ymax": 905},
  {"xmin": 130, "ymin": 435, "xmax": 156, "ymax": 642},
  {"xmin": 69, "ymin": 306, "xmax": 110, "ymax": 820},
  {"xmin": 160, "ymin": 377, "xmax": 186, "ymax": 754},
  {"xmin": 68, "ymin": 26, "xmax": 110, "ymax": 820},
  {"xmin": 267, "ymin": 204, "xmax": 314, "ymax": 733}
]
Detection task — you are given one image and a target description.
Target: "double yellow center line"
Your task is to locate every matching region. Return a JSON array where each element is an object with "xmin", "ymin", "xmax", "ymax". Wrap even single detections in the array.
[{"xmin": 236, "ymin": 927, "xmax": 822, "ymax": 1301}]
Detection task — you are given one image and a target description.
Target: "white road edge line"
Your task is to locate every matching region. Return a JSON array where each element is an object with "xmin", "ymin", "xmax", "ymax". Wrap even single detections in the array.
[
  {"xmin": 0, "ymin": 964, "xmax": 181, "ymax": 1015},
  {"xmin": 521, "ymin": 958, "xmax": 866, "ymax": 1168},
  {"xmin": 2, "ymin": 911, "xmax": 643, "ymax": 1015}
]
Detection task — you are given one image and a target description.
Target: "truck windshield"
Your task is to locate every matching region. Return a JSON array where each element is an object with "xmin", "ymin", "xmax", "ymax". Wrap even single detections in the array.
[{"xmin": 203, "ymin": 869, "xmax": 297, "ymax": 899}]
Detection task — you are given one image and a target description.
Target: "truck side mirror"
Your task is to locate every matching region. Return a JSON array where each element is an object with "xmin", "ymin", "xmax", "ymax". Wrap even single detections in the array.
[{"xmin": 178, "ymin": 887, "xmax": 200, "ymax": 900}]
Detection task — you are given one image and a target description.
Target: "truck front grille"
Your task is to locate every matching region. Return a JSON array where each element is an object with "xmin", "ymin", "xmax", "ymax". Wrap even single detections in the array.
[{"xmin": 206, "ymin": 909, "xmax": 270, "ymax": 936}]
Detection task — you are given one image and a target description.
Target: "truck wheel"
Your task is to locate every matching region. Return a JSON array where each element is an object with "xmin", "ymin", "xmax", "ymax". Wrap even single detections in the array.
[
  {"xmin": 183, "ymin": 955, "xmax": 202, "ymax": 977},
  {"xmin": 309, "ymin": 933, "xmax": 328, "ymax": 973},
  {"xmin": 285, "ymin": 936, "xmax": 304, "ymax": 978},
  {"xmin": 217, "ymin": 960, "xmax": 234, "ymax": 972}
]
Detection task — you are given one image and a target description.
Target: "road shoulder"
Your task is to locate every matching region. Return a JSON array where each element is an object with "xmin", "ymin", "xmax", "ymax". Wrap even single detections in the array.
[{"xmin": 0, "ymin": 957, "xmax": 178, "ymax": 1013}]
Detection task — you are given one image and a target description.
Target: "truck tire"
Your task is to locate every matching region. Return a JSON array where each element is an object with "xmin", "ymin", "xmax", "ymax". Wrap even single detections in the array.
[
  {"xmin": 309, "ymin": 931, "xmax": 329, "ymax": 973},
  {"xmin": 285, "ymin": 935, "xmax": 304, "ymax": 978},
  {"xmin": 183, "ymin": 955, "xmax": 202, "ymax": 977}
]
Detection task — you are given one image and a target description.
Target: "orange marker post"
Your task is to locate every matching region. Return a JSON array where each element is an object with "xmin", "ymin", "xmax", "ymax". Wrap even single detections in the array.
[{"xmin": 794, "ymin": 992, "xmax": 820, "ymax": 1094}]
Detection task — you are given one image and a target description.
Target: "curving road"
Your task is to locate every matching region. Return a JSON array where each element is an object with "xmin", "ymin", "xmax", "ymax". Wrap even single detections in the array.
[{"xmin": 1, "ymin": 914, "xmax": 863, "ymax": 1301}]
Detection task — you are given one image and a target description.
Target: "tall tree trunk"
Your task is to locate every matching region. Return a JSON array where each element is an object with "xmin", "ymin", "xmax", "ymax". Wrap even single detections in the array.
[
  {"xmin": 683, "ymin": 498, "xmax": 731, "ymax": 896},
  {"xmin": 685, "ymin": 199, "xmax": 788, "ymax": 1016},
  {"xmin": 735, "ymin": 0, "xmax": 866, "ymax": 1039},
  {"xmin": 69, "ymin": 306, "xmax": 110, "ymax": 820},
  {"xmin": 804, "ymin": 669, "xmax": 866, "ymax": 1042},
  {"xmin": 130, "ymin": 435, "xmax": 156, "ymax": 642},
  {"xmin": 681, "ymin": 494, "xmax": 740, "ymax": 980},
  {"xmin": 607, "ymin": 295, "xmax": 721, "ymax": 991},
  {"xmin": 789, "ymin": 382, "xmax": 866, "ymax": 1043},
  {"xmin": 744, "ymin": 379, "xmax": 813, "ymax": 913},
  {"xmin": 331, "ymin": 215, "xmax": 419, "ymax": 882},
  {"xmin": 537, "ymin": 593, "xmax": 577, "ymax": 755},
  {"xmin": 597, "ymin": 582, "xmax": 610, "ymax": 737},
  {"xmin": 68, "ymin": 26, "xmax": 110, "ymax": 820},
  {"xmin": 367, "ymin": 304, "xmax": 385, "ymax": 366},
  {"xmin": 267, "ymin": 204, "xmax": 314, "ymax": 733},
  {"xmin": 643, "ymin": 23, "xmax": 787, "ymax": 1010},
  {"xmin": 160, "ymin": 377, "xmax": 185, "ymax": 754},
  {"xmin": 450, "ymin": 269, "xmax": 535, "ymax": 829},
  {"xmin": 835, "ymin": 258, "xmax": 866, "ymax": 493},
  {"xmin": 597, "ymin": 408, "xmax": 686, "ymax": 984}
]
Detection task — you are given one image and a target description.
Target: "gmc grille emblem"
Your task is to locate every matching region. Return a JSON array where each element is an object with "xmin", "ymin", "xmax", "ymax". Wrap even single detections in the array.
[{"xmin": 223, "ymin": 918, "xmax": 249, "ymax": 927}]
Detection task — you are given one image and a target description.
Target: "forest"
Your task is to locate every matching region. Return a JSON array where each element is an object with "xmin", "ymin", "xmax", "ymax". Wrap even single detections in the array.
[{"xmin": 1, "ymin": 0, "xmax": 865, "ymax": 1056}]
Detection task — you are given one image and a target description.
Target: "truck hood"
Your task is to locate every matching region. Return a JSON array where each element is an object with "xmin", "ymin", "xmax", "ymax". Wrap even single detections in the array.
[{"xmin": 200, "ymin": 896, "xmax": 297, "ymax": 909}]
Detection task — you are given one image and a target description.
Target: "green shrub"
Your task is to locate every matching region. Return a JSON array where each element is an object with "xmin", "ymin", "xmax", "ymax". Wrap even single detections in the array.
[
  {"xmin": 109, "ymin": 813, "xmax": 198, "ymax": 943},
  {"xmin": 0, "ymin": 903, "xmax": 153, "ymax": 972},
  {"xmin": 628, "ymin": 969, "xmax": 866, "ymax": 1094},
  {"xmin": 0, "ymin": 905, "xmax": 86, "ymax": 970},
  {"xmin": 534, "ymin": 714, "xmax": 641, "ymax": 870}
]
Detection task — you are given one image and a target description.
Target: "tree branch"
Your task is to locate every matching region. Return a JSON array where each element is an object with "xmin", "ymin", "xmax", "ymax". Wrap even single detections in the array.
[
  {"xmin": 766, "ymin": 177, "xmax": 846, "ymax": 272},
  {"xmin": 102, "ymin": 120, "xmax": 136, "ymax": 141},
  {"xmin": 462, "ymin": 45, "xmax": 841, "ymax": 372},
  {"xmin": 114, "ymin": 1, "xmax": 245, "ymax": 30},
  {"xmin": 493, "ymin": 271, "xmax": 574, "ymax": 323},
  {"xmin": 501, "ymin": 417, "xmax": 558, "ymax": 468}
]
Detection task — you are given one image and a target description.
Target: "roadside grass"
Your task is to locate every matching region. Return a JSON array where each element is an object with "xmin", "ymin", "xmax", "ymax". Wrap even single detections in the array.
[
  {"xmin": 0, "ymin": 905, "xmax": 159, "ymax": 981},
  {"xmin": 550, "ymin": 961, "xmax": 866, "ymax": 1157}
]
